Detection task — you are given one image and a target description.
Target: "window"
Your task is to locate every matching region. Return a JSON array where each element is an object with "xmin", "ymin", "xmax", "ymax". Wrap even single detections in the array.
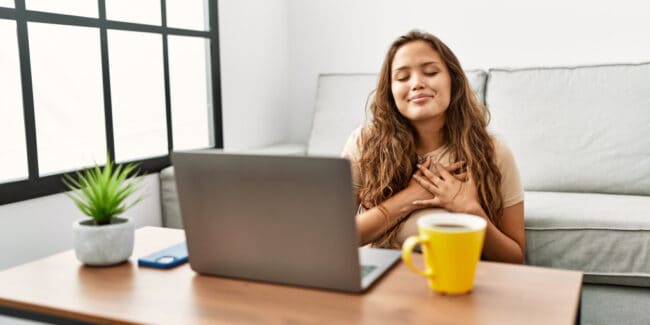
[
  {"xmin": 0, "ymin": 19, "xmax": 27, "ymax": 183},
  {"xmin": 168, "ymin": 35, "xmax": 212, "ymax": 150},
  {"xmin": 0, "ymin": 1, "xmax": 222, "ymax": 204},
  {"xmin": 29, "ymin": 22, "xmax": 107, "ymax": 175},
  {"xmin": 108, "ymin": 30, "xmax": 168, "ymax": 162},
  {"xmin": 26, "ymin": 0, "xmax": 98, "ymax": 18},
  {"xmin": 106, "ymin": 0, "xmax": 160, "ymax": 26},
  {"xmin": 166, "ymin": 0, "xmax": 208, "ymax": 31}
]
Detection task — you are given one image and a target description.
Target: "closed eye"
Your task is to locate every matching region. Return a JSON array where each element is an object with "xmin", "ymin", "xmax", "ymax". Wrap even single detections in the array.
[{"xmin": 394, "ymin": 75, "xmax": 409, "ymax": 82}]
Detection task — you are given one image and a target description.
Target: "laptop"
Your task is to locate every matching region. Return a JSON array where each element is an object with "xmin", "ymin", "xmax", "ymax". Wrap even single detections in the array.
[{"xmin": 172, "ymin": 151, "xmax": 401, "ymax": 293}]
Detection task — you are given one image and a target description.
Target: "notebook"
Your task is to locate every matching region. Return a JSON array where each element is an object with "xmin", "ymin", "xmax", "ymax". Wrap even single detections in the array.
[{"xmin": 172, "ymin": 151, "xmax": 401, "ymax": 292}]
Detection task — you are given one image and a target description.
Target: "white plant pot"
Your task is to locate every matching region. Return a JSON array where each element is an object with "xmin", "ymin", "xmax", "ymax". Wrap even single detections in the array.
[{"xmin": 73, "ymin": 217, "xmax": 134, "ymax": 266}]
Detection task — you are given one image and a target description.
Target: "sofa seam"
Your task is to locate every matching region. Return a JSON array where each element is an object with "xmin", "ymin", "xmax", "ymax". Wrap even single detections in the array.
[{"xmin": 487, "ymin": 61, "xmax": 650, "ymax": 74}]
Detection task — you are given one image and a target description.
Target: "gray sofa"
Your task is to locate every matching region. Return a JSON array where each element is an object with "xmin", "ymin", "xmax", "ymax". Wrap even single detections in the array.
[{"xmin": 160, "ymin": 62, "xmax": 650, "ymax": 324}]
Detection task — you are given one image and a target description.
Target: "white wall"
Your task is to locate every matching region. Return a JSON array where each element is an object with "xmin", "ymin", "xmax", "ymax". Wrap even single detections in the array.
[
  {"xmin": 0, "ymin": 174, "xmax": 162, "ymax": 270},
  {"xmin": 219, "ymin": 0, "xmax": 290, "ymax": 150},
  {"xmin": 287, "ymin": 0, "xmax": 650, "ymax": 142}
]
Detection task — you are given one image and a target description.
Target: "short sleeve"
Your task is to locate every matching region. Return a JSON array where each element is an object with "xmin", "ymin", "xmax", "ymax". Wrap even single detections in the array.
[
  {"xmin": 493, "ymin": 137, "xmax": 524, "ymax": 207},
  {"xmin": 341, "ymin": 126, "xmax": 362, "ymax": 161},
  {"xmin": 341, "ymin": 126, "xmax": 364, "ymax": 205}
]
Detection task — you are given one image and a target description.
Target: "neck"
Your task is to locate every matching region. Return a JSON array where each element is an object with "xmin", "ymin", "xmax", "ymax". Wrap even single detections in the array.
[{"xmin": 412, "ymin": 116, "xmax": 446, "ymax": 155}]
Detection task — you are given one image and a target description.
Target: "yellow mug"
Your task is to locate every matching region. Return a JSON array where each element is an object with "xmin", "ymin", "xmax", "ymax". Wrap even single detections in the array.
[{"xmin": 401, "ymin": 213, "xmax": 487, "ymax": 294}]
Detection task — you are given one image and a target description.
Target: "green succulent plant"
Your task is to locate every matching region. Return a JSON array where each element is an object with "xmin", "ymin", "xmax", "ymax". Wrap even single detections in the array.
[{"xmin": 63, "ymin": 157, "xmax": 144, "ymax": 225}]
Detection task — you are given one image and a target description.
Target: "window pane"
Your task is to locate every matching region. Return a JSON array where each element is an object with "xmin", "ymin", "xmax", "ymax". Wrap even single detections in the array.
[
  {"xmin": 0, "ymin": 0, "xmax": 14, "ymax": 8},
  {"xmin": 29, "ymin": 22, "xmax": 106, "ymax": 175},
  {"xmin": 108, "ymin": 30, "xmax": 167, "ymax": 162},
  {"xmin": 166, "ymin": 0, "xmax": 208, "ymax": 31},
  {"xmin": 106, "ymin": 0, "xmax": 161, "ymax": 26},
  {"xmin": 0, "ymin": 19, "xmax": 27, "ymax": 182},
  {"xmin": 168, "ymin": 36, "xmax": 212, "ymax": 150},
  {"xmin": 26, "ymin": 0, "xmax": 97, "ymax": 18}
]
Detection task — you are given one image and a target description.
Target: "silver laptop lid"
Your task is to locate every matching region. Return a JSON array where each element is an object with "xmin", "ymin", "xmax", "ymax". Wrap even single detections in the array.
[{"xmin": 172, "ymin": 151, "xmax": 363, "ymax": 292}]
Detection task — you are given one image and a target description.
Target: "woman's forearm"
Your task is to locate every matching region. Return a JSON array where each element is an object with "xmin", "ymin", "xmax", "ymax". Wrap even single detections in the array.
[
  {"xmin": 356, "ymin": 191, "xmax": 415, "ymax": 245},
  {"xmin": 466, "ymin": 205, "xmax": 524, "ymax": 264}
]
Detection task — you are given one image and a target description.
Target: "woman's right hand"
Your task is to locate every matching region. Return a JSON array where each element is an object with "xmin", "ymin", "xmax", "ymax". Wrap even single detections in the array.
[
  {"xmin": 400, "ymin": 159, "xmax": 434, "ymax": 212},
  {"xmin": 399, "ymin": 157, "xmax": 466, "ymax": 214},
  {"xmin": 356, "ymin": 157, "xmax": 465, "ymax": 245}
]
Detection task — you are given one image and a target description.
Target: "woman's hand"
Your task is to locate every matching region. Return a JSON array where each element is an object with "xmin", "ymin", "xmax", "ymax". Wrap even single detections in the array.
[
  {"xmin": 355, "ymin": 157, "xmax": 470, "ymax": 245},
  {"xmin": 399, "ymin": 158, "xmax": 436, "ymax": 214},
  {"xmin": 411, "ymin": 157, "xmax": 481, "ymax": 213},
  {"xmin": 394, "ymin": 158, "xmax": 460, "ymax": 213}
]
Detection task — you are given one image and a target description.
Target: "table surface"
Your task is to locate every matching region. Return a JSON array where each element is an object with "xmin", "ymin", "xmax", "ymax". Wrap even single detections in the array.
[{"xmin": 0, "ymin": 227, "xmax": 582, "ymax": 325}]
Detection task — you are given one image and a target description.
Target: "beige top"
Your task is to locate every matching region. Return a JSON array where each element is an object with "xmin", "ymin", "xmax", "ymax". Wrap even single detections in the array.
[{"xmin": 341, "ymin": 126, "xmax": 524, "ymax": 243}]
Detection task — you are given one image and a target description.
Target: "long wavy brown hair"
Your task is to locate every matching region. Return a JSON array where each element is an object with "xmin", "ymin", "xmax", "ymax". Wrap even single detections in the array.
[{"xmin": 358, "ymin": 30, "xmax": 503, "ymax": 248}]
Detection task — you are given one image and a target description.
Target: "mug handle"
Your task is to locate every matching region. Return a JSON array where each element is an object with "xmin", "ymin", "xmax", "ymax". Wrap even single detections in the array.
[{"xmin": 401, "ymin": 236, "xmax": 435, "ymax": 278}]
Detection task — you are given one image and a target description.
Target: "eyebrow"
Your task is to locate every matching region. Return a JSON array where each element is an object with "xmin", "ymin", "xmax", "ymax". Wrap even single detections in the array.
[{"xmin": 392, "ymin": 61, "xmax": 439, "ymax": 73}]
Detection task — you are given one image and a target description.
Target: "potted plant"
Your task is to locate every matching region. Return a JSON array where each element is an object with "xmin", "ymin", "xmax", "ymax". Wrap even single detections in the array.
[{"xmin": 63, "ymin": 157, "xmax": 144, "ymax": 266}]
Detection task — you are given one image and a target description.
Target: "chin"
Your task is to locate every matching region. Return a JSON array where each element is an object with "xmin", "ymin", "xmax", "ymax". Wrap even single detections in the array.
[{"xmin": 404, "ymin": 105, "xmax": 444, "ymax": 121}]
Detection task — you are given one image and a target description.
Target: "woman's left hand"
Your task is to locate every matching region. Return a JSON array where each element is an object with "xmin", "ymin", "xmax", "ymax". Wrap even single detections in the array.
[{"xmin": 411, "ymin": 157, "xmax": 481, "ymax": 213}]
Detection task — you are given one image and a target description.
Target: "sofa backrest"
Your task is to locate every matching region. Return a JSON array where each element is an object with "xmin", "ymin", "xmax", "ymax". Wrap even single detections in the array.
[
  {"xmin": 307, "ymin": 74, "xmax": 376, "ymax": 157},
  {"xmin": 486, "ymin": 62, "xmax": 650, "ymax": 195},
  {"xmin": 307, "ymin": 70, "xmax": 488, "ymax": 156}
]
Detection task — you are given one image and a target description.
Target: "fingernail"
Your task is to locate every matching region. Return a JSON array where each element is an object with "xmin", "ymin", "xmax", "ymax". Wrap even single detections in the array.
[{"xmin": 416, "ymin": 164, "xmax": 421, "ymax": 168}]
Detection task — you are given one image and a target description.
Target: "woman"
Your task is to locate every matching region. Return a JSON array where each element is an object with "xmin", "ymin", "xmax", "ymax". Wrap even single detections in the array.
[{"xmin": 341, "ymin": 30, "xmax": 525, "ymax": 264}]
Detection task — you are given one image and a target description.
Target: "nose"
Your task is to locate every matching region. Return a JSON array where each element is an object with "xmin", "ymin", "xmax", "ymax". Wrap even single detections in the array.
[{"xmin": 410, "ymin": 73, "xmax": 425, "ymax": 91}]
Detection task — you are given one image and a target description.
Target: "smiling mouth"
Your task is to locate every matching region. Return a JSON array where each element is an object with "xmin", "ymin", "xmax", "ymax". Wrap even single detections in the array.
[{"xmin": 409, "ymin": 95, "xmax": 434, "ymax": 103}]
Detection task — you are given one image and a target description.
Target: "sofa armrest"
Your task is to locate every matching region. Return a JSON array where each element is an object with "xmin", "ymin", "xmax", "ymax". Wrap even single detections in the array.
[{"xmin": 159, "ymin": 166, "xmax": 183, "ymax": 229}]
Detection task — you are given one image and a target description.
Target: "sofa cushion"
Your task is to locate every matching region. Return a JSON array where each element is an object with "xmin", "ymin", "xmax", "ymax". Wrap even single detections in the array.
[
  {"xmin": 524, "ymin": 191, "xmax": 650, "ymax": 287},
  {"xmin": 581, "ymin": 284, "xmax": 650, "ymax": 325},
  {"xmin": 307, "ymin": 70, "xmax": 488, "ymax": 157},
  {"xmin": 307, "ymin": 74, "xmax": 377, "ymax": 157},
  {"xmin": 244, "ymin": 143, "xmax": 307, "ymax": 155},
  {"xmin": 465, "ymin": 69, "xmax": 488, "ymax": 103},
  {"xmin": 486, "ymin": 63, "xmax": 650, "ymax": 195}
]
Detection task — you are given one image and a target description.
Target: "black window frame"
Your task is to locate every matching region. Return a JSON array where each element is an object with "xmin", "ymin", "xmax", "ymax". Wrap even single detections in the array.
[{"xmin": 0, "ymin": 0, "xmax": 223, "ymax": 205}]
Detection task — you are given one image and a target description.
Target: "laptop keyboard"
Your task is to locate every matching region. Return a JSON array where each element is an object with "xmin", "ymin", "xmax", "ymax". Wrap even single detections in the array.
[{"xmin": 361, "ymin": 265, "xmax": 377, "ymax": 278}]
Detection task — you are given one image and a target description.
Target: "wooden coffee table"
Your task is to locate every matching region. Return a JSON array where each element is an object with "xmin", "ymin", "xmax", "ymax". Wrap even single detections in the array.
[{"xmin": 0, "ymin": 227, "xmax": 582, "ymax": 324}]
